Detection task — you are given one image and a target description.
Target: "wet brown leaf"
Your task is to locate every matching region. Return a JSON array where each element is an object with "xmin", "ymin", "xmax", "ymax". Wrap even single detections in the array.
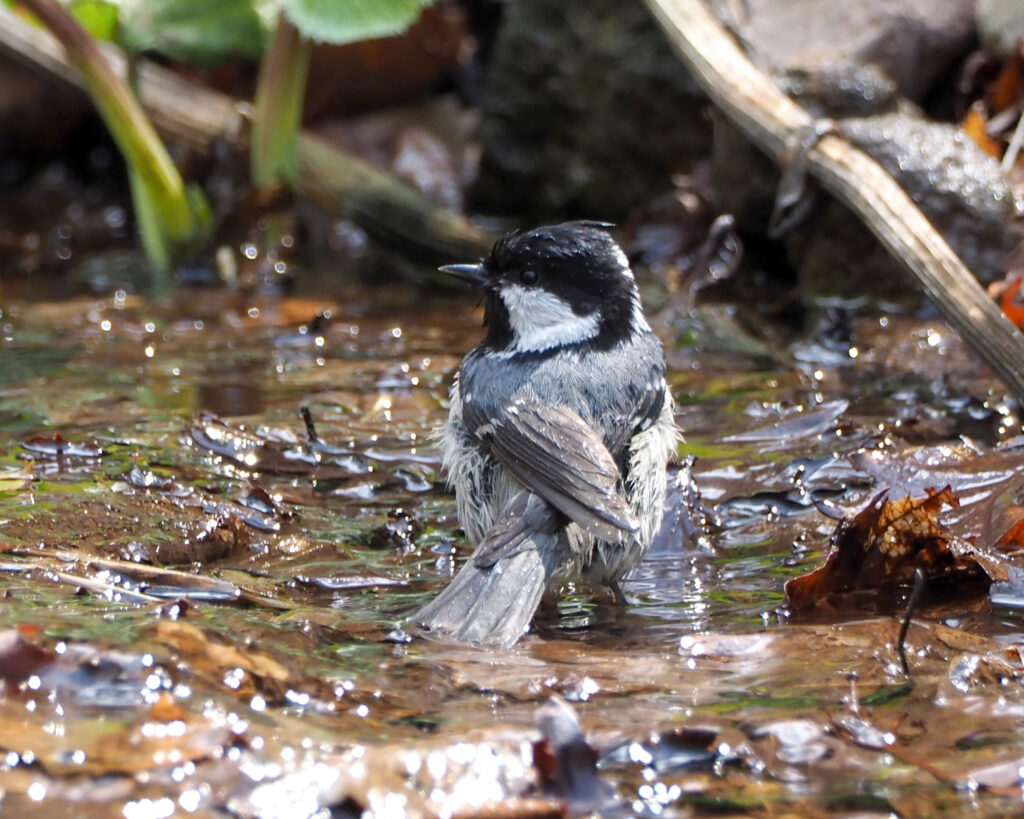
[
  {"xmin": 0, "ymin": 698, "xmax": 234, "ymax": 777},
  {"xmin": 0, "ymin": 627, "xmax": 53, "ymax": 683},
  {"xmin": 184, "ymin": 411, "xmax": 371, "ymax": 480},
  {"xmin": 995, "ymin": 517, "xmax": 1024, "ymax": 551},
  {"xmin": 149, "ymin": 692, "xmax": 185, "ymax": 723},
  {"xmin": 785, "ymin": 487, "xmax": 994, "ymax": 613},
  {"xmin": 20, "ymin": 432, "xmax": 103, "ymax": 461},
  {"xmin": 153, "ymin": 620, "xmax": 292, "ymax": 702}
]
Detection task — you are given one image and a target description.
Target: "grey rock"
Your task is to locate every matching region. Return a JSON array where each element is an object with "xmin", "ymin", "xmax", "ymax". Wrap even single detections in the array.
[
  {"xmin": 776, "ymin": 59, "xmax": 900, "ymax": 120},
  {"xmin": 977, "ymin": 0, "xmax": 1024, "ymax": 59},
  {"xmin": 714, "ymin": 59, "xmax": 901, "ymax": 236},
  {"xmin": 788, "ymin": 113, "xmax": 1013, "ymax": 300},
  {"xmin": 470, "ymin": 0, "xmax": 710, "ymax": 219},
  {"xmin": 729, "ymin": 0, "xmax": 976, "ymax": 102},
  {"xmin": 710, "ymin": 1, "xmax": 1001, "ymax": 303}
]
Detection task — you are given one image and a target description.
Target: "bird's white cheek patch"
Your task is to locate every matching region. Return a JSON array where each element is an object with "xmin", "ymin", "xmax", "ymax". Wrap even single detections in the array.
[{"xmin": 500, "ymin": 285, "xmax": 600, "ymax": 352}]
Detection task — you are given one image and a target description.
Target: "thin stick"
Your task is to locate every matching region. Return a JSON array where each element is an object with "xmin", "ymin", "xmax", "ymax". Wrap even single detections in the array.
[
  {"xmin": 1003, "ymin": 108, "xmax": 1024, "ymax": 172},
  {"xmin": 644, "ymin": 0, "xmax": 1024, "ymax": 402},
  {"xmin": 897, "ymin": 568, "xmax": 925, "ymax": 676}
]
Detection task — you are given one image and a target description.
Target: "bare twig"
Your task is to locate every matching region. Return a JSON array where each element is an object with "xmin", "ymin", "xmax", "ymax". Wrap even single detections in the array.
[
  {"xmin": 644, "ymin": 0, "xmax": 1024, "ymax": 402},
  {"xmin": 1003, "ymin": 108, "xmax": 1024, "ymax": 172},
  {"xmin": 897, "ymin": 568, "xmax": 925, "ymax": 676}
]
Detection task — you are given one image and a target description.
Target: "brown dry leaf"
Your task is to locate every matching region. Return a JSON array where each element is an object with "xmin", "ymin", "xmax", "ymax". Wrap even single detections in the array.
[
  {"xmin": 149, "ymin": 692, "xmax": 185, "ymax": 723},
  {"xmin": 995, "ymin": 516, "xmax": 1024, "ymax": 552},
  {"xmin": 0, "ymin": 627, "xmax": 53, "ymax": 683},
  {"xmin": 997, "ymin": 278, "xmax": 1024, "ymax": 329},
  {"xmin": 786, "ymin": 487, "xmax": 994, "ymax": 614},
  {"xmin": 991, "ymin": 50, "xmax": 1023, "ymax": 113},
  {"xmin": 963, "ymin": 104, "xmax": 1002, "ymax": 158},
  {"xmin": 153, "ymin": 620, "xmax": 291, "ymax": 701}
]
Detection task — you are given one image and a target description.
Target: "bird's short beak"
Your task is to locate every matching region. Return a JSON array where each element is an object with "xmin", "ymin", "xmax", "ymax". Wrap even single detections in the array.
[{"xmin": 439, "ymin": 263, "xmax": 487, "ymax": 286}]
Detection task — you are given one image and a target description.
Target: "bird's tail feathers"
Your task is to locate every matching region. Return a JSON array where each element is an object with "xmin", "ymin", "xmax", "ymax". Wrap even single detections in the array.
[{"xmin": 414, "ymin": 492, "xmax": 561, "ymax": 649}]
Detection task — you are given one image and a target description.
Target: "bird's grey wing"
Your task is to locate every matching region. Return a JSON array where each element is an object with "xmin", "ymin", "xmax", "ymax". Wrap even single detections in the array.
[
  {"xmin": 463, "ymin": 399, "xmax": 639, "ymax": 542},
  {"xmin": 607, "ymin": 376, "xmax": 667, "ymax": 459},
  {"xmin": 472, "ymin": 489, "xmax": 563, "ymax": 567}
]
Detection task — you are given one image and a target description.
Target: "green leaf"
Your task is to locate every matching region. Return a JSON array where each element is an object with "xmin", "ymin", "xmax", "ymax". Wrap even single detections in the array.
[
  {"xmin": 278, "ymin": 0, "xmax": 433, "ymax": 45},
  {"xmin": 67, "ymin": 0, "xmax": 119, "ymax": 41},
  {"xmin": 119, "ymin": 0, "xmax": 268, "ymax": 64}
]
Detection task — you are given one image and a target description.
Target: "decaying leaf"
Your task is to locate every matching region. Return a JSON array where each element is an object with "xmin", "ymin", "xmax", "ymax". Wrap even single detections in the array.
[
  {"xmin": 0, "ymin": 627, "xmax": 53, "ymax": 683},
  {"xmin": 20, "ymin": 432, "xmax": 103, "ymax": 461},
  {"xmin": 184, "ymin": 410, "xmax": 372, "ymax": 479},
  {"xmin": 786, "ymin": 487, "xmax": 994, "ymax": 613},
  {"xmin": 996, "ymin": 278, "xmax": 1024, "ymax": 329},
  {"xmin": 962, "ymin": 104, "xmax": 1002, "ymax": 158},
  {"xmin": 995, "ymin": 517, "xmax": 1024, "ymax": 552},
  {"xmin": 153, "ymin": 620, "xmax": 292, "ymax": 702}
]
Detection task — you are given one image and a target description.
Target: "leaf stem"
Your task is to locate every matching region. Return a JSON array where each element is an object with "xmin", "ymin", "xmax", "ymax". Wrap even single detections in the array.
[
  {"xmin": 251, "ymin": 13, "xmax": 312, "ymax": 189},
  {"xmin": 17, "ymin": 0, "xmax": 210, "ymax": 293}
]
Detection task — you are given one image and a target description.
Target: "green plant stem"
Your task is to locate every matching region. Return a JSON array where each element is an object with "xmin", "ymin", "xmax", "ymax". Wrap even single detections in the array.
[
  {"xmin": 17, "ymin": 0, "xmax": 209, "ymax": 293},
  {"xmin": 252, "ymin": 14, "xmax": 312, "ymax": 189},
  {"xmin": 1, "ymin": 5, "xmax": 491, "ymax": 264}
]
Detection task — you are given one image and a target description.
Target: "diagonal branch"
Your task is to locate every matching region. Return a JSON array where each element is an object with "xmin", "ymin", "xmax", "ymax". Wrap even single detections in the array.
[{"xmin": 644, "ymin": 0, "xmax": 1024, "ymax": 402}]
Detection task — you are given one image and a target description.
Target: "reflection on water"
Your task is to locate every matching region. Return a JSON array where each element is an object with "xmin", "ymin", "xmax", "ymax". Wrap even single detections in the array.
[{"xmin": 2, "ymin": 289, "xmax": 1024, "ymax": 814}]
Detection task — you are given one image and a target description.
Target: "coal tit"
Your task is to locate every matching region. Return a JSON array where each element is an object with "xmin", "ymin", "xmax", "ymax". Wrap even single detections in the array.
[{"xmin": 414, "ymin": 221, "xmax": 678, "ymax": 648}]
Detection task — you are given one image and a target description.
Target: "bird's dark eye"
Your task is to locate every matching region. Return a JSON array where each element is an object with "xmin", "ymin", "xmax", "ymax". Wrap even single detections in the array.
[{"xmin": 520, "ymin": 269, "xmax": 539, "ymax": 285}]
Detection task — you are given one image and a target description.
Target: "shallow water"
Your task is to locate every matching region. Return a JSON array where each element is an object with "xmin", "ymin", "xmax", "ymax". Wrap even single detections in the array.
[{"xmin": 2, "ymin": 287, "xmax": 1024, "ymax": 816}]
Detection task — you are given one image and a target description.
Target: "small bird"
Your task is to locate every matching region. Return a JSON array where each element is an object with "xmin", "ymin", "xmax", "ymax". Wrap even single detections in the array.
[{"xmin": 414, "ymin": 221, "xmax": 679, "ymax": 648}]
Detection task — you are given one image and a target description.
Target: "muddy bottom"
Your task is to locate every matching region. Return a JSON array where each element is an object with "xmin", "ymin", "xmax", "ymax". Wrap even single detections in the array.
[{"xmin": 1, "ymin": 286, "xmax": 1024, "ymax": 817}]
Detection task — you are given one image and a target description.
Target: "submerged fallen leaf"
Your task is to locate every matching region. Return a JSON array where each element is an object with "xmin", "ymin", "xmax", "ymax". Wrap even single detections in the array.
[
  {"xmin": 785, "ymin": 487, "xmax": 994, "ymax": 614},
  {"xmin": 149, "ymin": 692, "xmax": 185, "ymax": 723},
  {"xmin": 20, "ymin": 432, "xmax": 103, "ymax": 461},
  {"xmin": 153, "ymin": 620, "xmax": 292, "ymax": 702},
  {"xmin": 0, "ymin": 697, "xmax": 233, "ymax": 778},
  {"xmin": 0, "ymin": 628, "xmax": 53, "ymax": 683}
]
